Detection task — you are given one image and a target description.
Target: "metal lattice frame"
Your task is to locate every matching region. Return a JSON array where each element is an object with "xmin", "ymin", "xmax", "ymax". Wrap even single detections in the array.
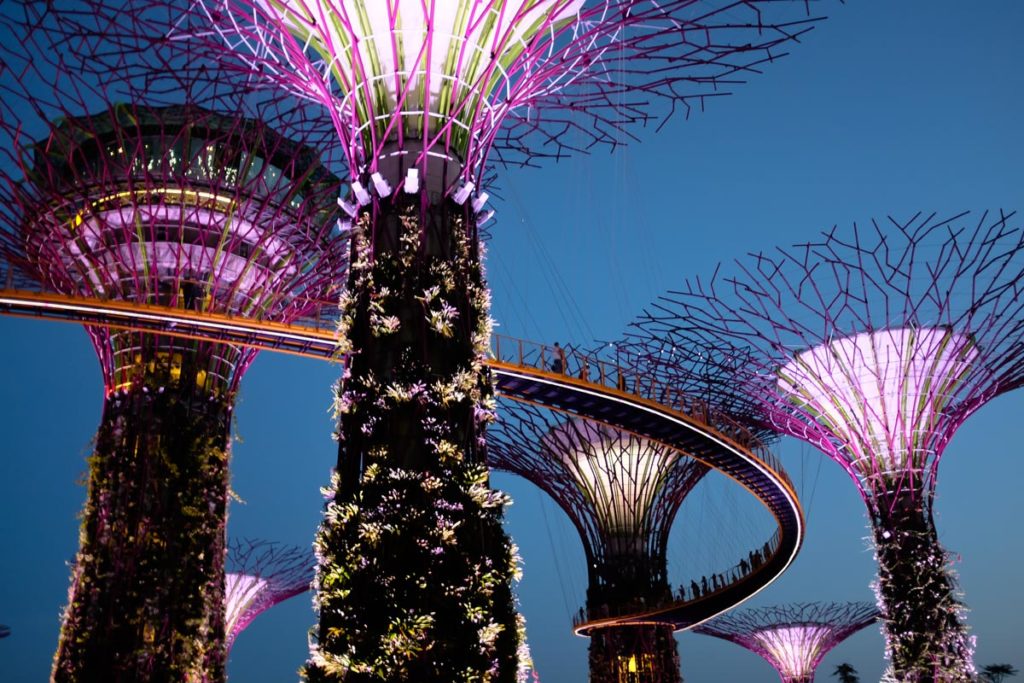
[
  {"xmin": 490, "ymin": 398, "xmax": 707, "ymax": 592},
  {"xmin": 51, "ymin": 0, "xmax": 827, "ymax": 201},
  {"xmin": 225, "ymin": 539, "xmax": 314, "ymax": 650},
  {"xmin": 629, "ymin": 211, "xmax": 1024, "ymax": 507},
  {"xmin": 695, "ymin": 602, "xmax": 878, "ymax": 683},
  {"xmin": 628, "ymin": 210, "xmax": 1024, "ymax": 680},
  {"xmin": 0, "ymin": 16, "xmax": 346, "ymax": 391},
  {"xmin": 0, "ymin": 11, "xmax": 345, "ymax": 680}
]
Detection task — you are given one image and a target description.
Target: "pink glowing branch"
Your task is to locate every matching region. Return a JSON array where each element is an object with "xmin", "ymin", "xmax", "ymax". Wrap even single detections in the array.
[
  {"xmin": 225, "ymin": 538, "xmax": 314, "ymax": 651},
  {"xmin": 630, "ymin": 211, "xmax": 1024, "ymax": 506},
  {"xmin": 81, "ymin": 0, "xmax": 825, "ymax": 196}
]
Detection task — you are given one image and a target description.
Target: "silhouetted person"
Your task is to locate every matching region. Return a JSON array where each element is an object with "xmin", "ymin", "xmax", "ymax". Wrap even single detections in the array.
[
  {"xmin": 701, "ymin": 576, "xmax": 708, "ymax": 594},
  {"xmin": 551, "ymin": 342, "xmax": 565, "ymax": 373},
  {"xmin": 690, "ymin": 580, "xmax": 700, "ymax": 598}
]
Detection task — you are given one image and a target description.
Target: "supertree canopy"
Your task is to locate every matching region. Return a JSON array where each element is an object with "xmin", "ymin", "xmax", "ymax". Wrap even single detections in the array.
[
  {"xmin": 489, "ymin": 399, "xmax": 708, "ymax": 683},
  {"xmin": 629, "ymin": 210, "xmax": 1024, "ymax": 681},
  {"xmin": 694, "ymin": 602, "xmax": 879, "ymax": 683},
  {"xmin": 0, "ymin": 12, "xmax": 344, "ymax": 681},
  {"xmin": 40, "ymin": 1, "xmax": 831, "ymax": 679},
  {"xmin": 225, "ymin": 539, "xmax": 315, "ymax": 651}
]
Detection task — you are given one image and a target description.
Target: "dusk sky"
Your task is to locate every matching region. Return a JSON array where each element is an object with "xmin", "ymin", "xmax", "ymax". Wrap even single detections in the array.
[{"xmin": 2, "ymin": 1, "xmax": 1023, "ymax": 681}]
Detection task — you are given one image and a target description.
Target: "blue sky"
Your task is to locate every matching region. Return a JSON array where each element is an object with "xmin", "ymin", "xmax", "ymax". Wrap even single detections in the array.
[{"xmin": 2, "ymin": 1, "xmax": 1024, "ymax": 681}]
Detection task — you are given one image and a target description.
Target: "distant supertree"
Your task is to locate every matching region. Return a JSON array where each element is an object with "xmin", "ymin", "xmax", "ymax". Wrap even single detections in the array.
[
  {"xmin": 489, "ymin": 399, "xmax": 708, "ymax": 683},
  {"xmin": 225, "ymin": 539, "xmax": 314, "ymax": 652},
  {"xmin": 48, "ymin": 1, "xmax": 832, "ymax": 678},
  {"xmin": 631, "ymin": 211, "xmax": 1024, "ymax": 681},
  {"xmin": 0, "ymin": 11, "xmax": 344, "ymax": 681},
  {"xmin": 0, "ymin": 624, "xmax": 10, "ymax": 639},
  {"xmin": 695, "ymin": 602, "xmax": 878, "ymax": 683}
]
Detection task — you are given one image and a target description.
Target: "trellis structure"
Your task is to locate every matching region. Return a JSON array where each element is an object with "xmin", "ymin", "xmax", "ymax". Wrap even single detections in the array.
[
  {"xmin": 21, "ymin": 0, "xmax": 833, "ymax": 679},
  {"xmin": 629, "ymin": 210, "xmax": 1024, "ymax": 682},
  {"xmin": 490, "ymin": 400, "xmax": 708, "ymax": 682},
  {"xmin": 695, "ymin": 602, "xmax": 878, "ymax": 683},
  {"xmin": 225, "ymin": 539, "xmax": 315, "ymax": 652},
  {"xmin": 0, "ymin": 12, "xmax": 344, "ymax": 680}
]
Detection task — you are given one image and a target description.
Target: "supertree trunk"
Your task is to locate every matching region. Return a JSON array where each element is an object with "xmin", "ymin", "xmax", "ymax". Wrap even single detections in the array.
[
  {"xmin": 586, "ymin": 556, "xmax": 681, "ymax": 683},
  {"xmin": 871, "ymin": 491, "xmax": 973, "ymax": 683},
  {"xmin": 306, "ymin": 197, "xmax": 520, "ymax": 682},
  {"xmin": 588, "ymin": 625, "xmax": 681, "ymax": 683},
  {"xmin": 53, "ymin": 340, "xmax": 233, "ymax": 683}
]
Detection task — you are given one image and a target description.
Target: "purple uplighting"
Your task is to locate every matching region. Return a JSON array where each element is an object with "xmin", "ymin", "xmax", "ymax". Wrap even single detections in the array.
[
  {"xmin": 225, "ymin": 539, "xmax": 314, "ymax": 651},
  {"xmin": 696, "ymin": 602, "xmax": 879, "ymax": 683},
  {"xmin": 778, "ymin": 327, "xmax": 978, "ymax": 489}
]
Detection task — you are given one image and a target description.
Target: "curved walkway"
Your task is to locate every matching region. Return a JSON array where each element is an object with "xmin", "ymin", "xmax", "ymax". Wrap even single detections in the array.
[{"xmin": 0, "ymin": 287, "xmax": 804, "ymax": 633}]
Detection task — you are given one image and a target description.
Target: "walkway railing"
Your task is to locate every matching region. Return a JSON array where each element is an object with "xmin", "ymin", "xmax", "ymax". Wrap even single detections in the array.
[
  {"xmin": 569, "ymin": 528, "xmax": 782, "ymax": 629},
  {"xmin": 0, "ymin": 271, "xmax": 791, "ymax": 496},
  {"xmin": 490, "ymin": 334, "xmax": 792, "ymax": 490}
]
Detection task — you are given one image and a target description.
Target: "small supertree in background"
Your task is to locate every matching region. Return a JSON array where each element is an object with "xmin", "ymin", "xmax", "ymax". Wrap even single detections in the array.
[
  {"xmin": 695, "ymin": 602, "xmax": 878, "ymax": 683},
  {"xmin": 225, "ymin": 539, "xmax": 315, "ymax": 653},
  {"xmin": 489, "ymin": 398, "xmax": 709, "ymax": 683},
  {"xmin": 0, "ymin": 624, "xmax": 10, "ymax": 639},
  {"xmin": 0, "ymin": 10, "xmax": 344, "ymax": 681},
  {"xmin": 630, "ymin": 211, "xmax": 1024, "ymax": 681},
  {"xmin": 45, "ymin": 0, "xmax": 833, "ymax": 678}
]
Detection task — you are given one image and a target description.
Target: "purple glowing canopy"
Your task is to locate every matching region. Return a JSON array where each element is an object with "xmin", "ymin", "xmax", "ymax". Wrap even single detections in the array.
[
  {"xmin": 224, "ymin": 539, "xmax": 314, "ymax": 651},
  {"xmin": 695, "ymin": 602, "xmax": 879, "ymax": 683},
  {"xmin": 778, "ymin": 327, "xmax": 978, "ymax": 487},
  {"xmin": 631, "ymin": 211, "xmax": 1024, "ymax": 502}
]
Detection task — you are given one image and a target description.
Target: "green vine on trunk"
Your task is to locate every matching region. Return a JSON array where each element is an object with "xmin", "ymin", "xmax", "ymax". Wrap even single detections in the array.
[
  {"xmin": 306, "ymin": 198, "xmax": 520, "ymax": 682},
  {"xmin": 871, "ymin": 492, "xmax": 974, "ymax": 683},
  {"xmin": 53, "ymin": 381, "xmax": 231, "ymax": 683}
]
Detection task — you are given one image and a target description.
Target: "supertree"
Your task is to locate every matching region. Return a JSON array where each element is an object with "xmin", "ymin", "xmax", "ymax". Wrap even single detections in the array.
[
  {"xmin": 488, "ymin": 398, "xmax": 709, "ymax": 683},
  {"xmin": 51, "ymin": 1, "xmax": 833, "ymax": 679},
  {"xmin": 0, "ymin": 11, "xmax": 345, "ymax": 681},
  {"xmin": 0, "ymin": 624, "xmax": 10, "ymax": 639},
  {"xmin": 694, "ymin": 602, "xmax": 879, "ymax": 683},
  {"xmin": 629, "ymin": 210, "xmax": 1024, "ymax": 681},
  {"xmin": 225, "ymin": 539, "xmax": 315, "ymax": 652}
]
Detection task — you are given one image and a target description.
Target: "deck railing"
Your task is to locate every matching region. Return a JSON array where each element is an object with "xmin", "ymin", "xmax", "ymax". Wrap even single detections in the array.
[{"xmin": 490, "ymin": 334, "xmax": 792, "ymax": 490}]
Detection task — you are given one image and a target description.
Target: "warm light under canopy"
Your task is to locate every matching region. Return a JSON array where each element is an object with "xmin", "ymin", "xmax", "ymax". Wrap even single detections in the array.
[
  {"xmin": 543, "ymin": 418, "xmax": 679, "ymax": 542},
  {"xmin": 778, "ymin": 327, "xmax": 977, "ymax": 482},
  {"xmin": 255, "ymin": 0, "xmax": 584, "ymax": 183}
]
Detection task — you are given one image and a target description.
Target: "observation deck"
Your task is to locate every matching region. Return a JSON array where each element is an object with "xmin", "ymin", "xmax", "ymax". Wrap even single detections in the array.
[{"xmin": 0, "ymin": 271, "xmax": 804, "ymax": 633}]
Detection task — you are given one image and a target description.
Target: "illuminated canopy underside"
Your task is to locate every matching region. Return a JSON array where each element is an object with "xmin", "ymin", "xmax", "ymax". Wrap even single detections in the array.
[
  {"xmin": 778, "ymin": 327, "xmax": 977, "ymax": 480},
  {"xmin": 542, "ymin": 418, "xmax": 680, "ymax": 544},
  {"xmin": 260, "ymin": 0, "xmax": 584, "ymax": 182},
  {"xmin": 224, "ymin": 573, "xmax": 271, "ymax": 646},
  {"xmin": 751, "ymin": 624, "xmax": 833, "ymax": 680}
]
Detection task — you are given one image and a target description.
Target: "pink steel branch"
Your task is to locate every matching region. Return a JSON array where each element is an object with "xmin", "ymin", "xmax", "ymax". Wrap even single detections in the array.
[
  {"xmin": 695, "ymin": 602, "xmax": 879, "ymax": 683},
  {"xmin": 631, "ymin": 210, "xmax": 1024, "ymax": 509},
  {"xmin": 146, "ymin": 0, "xmax": 824, "ymax": 193}
]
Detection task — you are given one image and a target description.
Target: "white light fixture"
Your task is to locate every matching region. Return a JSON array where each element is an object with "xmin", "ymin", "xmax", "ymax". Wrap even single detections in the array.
[
  {"xmin": 351, "ymin": 181, "xmax": 371, "ymax": 206},
  {"xmin": 404, "ymin": 168, "xmax": 420, "ymax": 194},
  {"xmin": 370, "ymin": 172, "xmax": 391, "ymax": 197},
  {"xmin": 336, "ymin": 197, "xmax": 357, "ymax": 218},
  {"xmin": 453, "ymin": 181, "xmax": 475, "ymax": 205}
]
